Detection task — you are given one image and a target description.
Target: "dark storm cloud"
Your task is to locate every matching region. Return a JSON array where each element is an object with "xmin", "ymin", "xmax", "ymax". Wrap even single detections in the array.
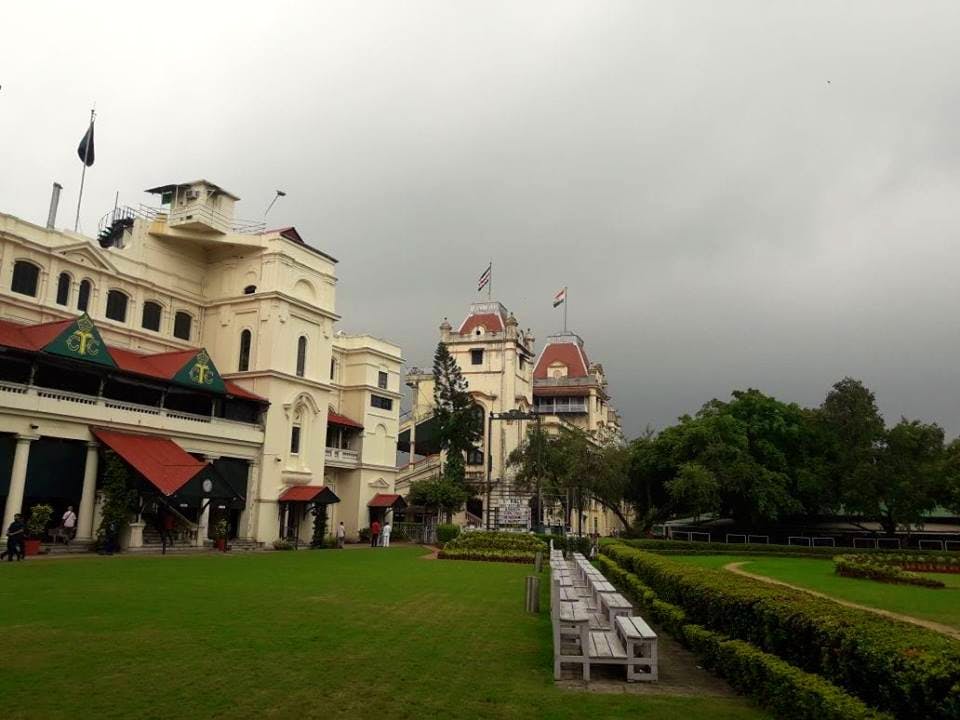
[{"xmin": 3, "ymin": 1, "xmax": 960, "ymax": 436}]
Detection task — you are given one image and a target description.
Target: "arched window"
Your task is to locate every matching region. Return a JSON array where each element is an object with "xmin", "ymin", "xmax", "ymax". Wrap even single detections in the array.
[
  {"xmin": 55, "ymin": 272, "xmax": 71, "ymax": 306},
  {"xmin": 173, "ymin": 311, "xmax": 192, "ymax": 341},
  {"xmin": 11, "ymin": 261, "xmax": 39, "ymax": 297},
  {"xmin": 296, "ymin": 336, "xmax": 307, "ymax": 377},
  {"xmin": 105, "ymin": 289, "xmax": 128, "ymax": 322},
  {"xmin": 141, "ymin": 301, "xmax": 162, "ymax": 331},
  {"xmin": 77, "ymin": 279, "xmax": 92, "ymax": 312},
  {"xmin": 238, "ymin": 329, "xmax": 252, "ymax": 371}
]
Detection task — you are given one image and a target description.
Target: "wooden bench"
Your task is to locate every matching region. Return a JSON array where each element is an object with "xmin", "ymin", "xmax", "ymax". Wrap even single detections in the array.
[
  {"xmin": 600, "ymin": 592, "xmax": 634, "ymax": 624},
  {"xmin": 553, "ymin": 601, "xmax": 590, "ymax": 679},
  {"xmin": 616, "ymin": 615, "xmax": 658, "ymax": 682}
]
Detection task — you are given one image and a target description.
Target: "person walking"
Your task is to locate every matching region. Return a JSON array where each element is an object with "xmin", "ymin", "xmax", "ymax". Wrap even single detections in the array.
[
  {"xmin": 381, "ymin": 520, "xmax": 392, "ymax": 548},
  {"xmin": 61, "ymin": 505, "xmax": 77, "ymax": 545},
  {"xmin": 336, "ymin": 521, "xmax": 346, "ymax": 549},
  {"xmin": 370, "ymin": 519, "xmax": 381, "ymax": 548},
  {"xmin": 2, "ymin": 514, "xmax": 25, "ymax": 561},
  {"xmin": 159, "ymin": 510, "xmax": 176, "ymax": 555}
]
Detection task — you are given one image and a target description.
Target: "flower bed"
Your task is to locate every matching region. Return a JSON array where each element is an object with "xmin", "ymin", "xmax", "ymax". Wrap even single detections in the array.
[
  {"xmin": 616, "ymin": 537, "xmax": 957, "ymax": 559},
  {"xmin": 835, "ymin": 555, "xmax": 946, "ymax": 588},
  {"xmin": 601, "ymin": 541, "xmax": 960, "ymax": 720}
]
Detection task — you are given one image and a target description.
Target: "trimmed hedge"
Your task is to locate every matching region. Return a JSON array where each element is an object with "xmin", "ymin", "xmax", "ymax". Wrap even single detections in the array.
[
  {"xmin": 601, "ymin": 541, "xmax": 960, "ymax": 719},
  {"xmin": 595, "ymin": 555, "xmax": 890, "ymax": 720},
  {"xmin": 436, "ymin": 548, "xmax": 534, "ymax": 563},
  {"xmin": 835, "ymin": 555, "xmax": 946, "ymax": 589},
  {"xmin": 613, "ymin": 538, "xmax": 957, "ymax": 559},
  {"xmin": 684, "ymin": 625, "xmax": 893, "ymax": 720},
  {"xmin": 534, "ymin": 533, "xmax": 591, "ymax": 556},
  {"xmin": 439, "ymin": 531, "xmax": 547, "ymax": 563},
  {"xmin": 436, "ymin": 524, "xmax": 461, "ymax": 544}
]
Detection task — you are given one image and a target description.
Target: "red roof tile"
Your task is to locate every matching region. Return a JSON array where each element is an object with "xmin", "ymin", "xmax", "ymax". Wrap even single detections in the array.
[
  {"xmin": 223, "ymin": 380, "xmax": 267, "ymax": 402},
  {"xmin": 278, "ymin": 485, "xmax": 340, "ymax": 503},
  {"xmin": 328, "ymin": 410, "xmax": 363, "ymax": 429},
  {"xmin": 534, "ymin": 342, "xmax": 590, "ymax": 379},
  {"xmin": 91, "ymin": 428, "xmax": 207, "ymax": 496},
  {"xmin": 459, "ymin": 313, "xmax": 505, "ymax": 336},
  {"xmin": 0, "ymin": 317, "xmax": 74, "ymax": 351},
  {"xmin": 368, "ymin": 493, "xmax": 406, "ymax": 509}
]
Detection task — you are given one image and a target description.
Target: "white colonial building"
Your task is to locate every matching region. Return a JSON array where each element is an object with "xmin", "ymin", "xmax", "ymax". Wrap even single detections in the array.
[{"xmin": 0, "ymin": 179, "xmax": 403, "ymax": 549}]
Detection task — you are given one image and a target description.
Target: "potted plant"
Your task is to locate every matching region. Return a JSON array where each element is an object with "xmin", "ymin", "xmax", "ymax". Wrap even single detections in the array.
[
  {"xmin": 25, "ymin": 503, "xmax": 53, "ymax": 555},
  {"xmin": 214, "ymin": 518, "xmax": 230, "ymax": 552}
]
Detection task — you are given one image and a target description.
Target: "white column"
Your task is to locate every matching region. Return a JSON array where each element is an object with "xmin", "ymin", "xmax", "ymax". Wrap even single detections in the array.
[
  {"xmin": 239, "ymin": 458, "xmax": 260, "ymax": 541},
  {"xmin": 76, "ymin": 441, "xmax": 98, "ymax": 541},
  {"xmin": 196, "ymin": 501, "xmax": 210, "ymax": 547},
  {"xmin": 2, "ymin": 435, "xmax": 36, "ymax": 540}
]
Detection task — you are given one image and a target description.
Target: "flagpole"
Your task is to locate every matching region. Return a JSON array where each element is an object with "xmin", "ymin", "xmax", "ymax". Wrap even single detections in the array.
[
  {"xmin": 488, "ymin": 260, "xmax": 492, "ymax": 300},
  {"xmin": 74, "ymin": 108, "xmax": 95, "ymax": 232},
  {"xmin": 563, "ymin": 286, "xmax": 568, "ymax": 333}
]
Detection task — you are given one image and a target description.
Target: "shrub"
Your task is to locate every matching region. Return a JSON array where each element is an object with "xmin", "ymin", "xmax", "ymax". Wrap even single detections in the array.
[
  {"xmin": 437, "ymin": 548, "xmax": 536, "ymax": 563},
  {"xmin": 684, "ymin": 625, "xmax": 892, "ymax": 720},
  {"xmin": 601, "ymin": 541, "xmax": 960, "ymax": 719},
  {"xmin": 441, "ymin": 531, "xmax": 547, "ymax": 562},
  {"xmin": 358, "ymin": 528, "xmax": 370, "ymax": 543},
  {"xmin": 835, "ymin": 555, "xmax": 946, "ymax": 588},
  {"xmin": 26, "ymin": 503, "xmax": 53, "ymax": 539},
  {"xmin": 596, "ymin": 554, "xmax": 890, "ymax": 720},
  {"xmin": 437, "ymin": 524, "xmax": 461, "ymax": 544},
  {"xmin": 535, "ymin": 533, "xmax": 591, "ymax": 555},
  {"xmin": 611, "ymin": 537, "xmax": 944, "ymax": 558},
  {"xmin": 272, "ymin": 539, "xmax": 294, "ymax": 551}
]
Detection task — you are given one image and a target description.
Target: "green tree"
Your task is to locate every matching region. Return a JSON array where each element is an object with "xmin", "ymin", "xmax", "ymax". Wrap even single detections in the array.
[
  {"xmin": 623, "ymin": 430, "xmax": 675, "ymax": 534},
  {"xmin": 97, "ymin": 452, "xmax": 138, "ymax": 549},
  {"xmin": 847, "ymin": 419, "xmax": 945, "ymax": 535},
  {"xmin": 310, "ymin": 504, "xmax": 329, "ymax": 548},
  {"xmin": 819, "ymin": 377, "xmax": 885, "ymax": 511},
  {"xmin": 432, "ymin": 342, "xmax": 482, "ymax": 485},
  {"xmin": 665, "ymin": 462, "xmax": 719, "ymax": 520},
  {"xmin": 408, "ymin": 476, "xmax": 469, "ymax": 522}
]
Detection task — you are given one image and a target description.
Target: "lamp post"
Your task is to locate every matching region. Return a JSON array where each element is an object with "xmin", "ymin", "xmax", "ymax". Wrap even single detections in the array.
[{"xmin": 485, "ymin": 408, "xmax": 539, "ymax": 530}]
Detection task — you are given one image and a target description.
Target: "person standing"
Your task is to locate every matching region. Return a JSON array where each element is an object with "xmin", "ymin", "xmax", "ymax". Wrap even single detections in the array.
[
  {"xmin": 336, "ymin": 521, "xmax": 346, "ymax": 549},
  {"xmin": 370, "ymin": 519, "xmax": 381, "ymax": 548},
  {"xmin": 2, "ymin": 514, "xmax": 25, "ymax": 561},
  {"xmin": 160, "ymin": 510, "xmax": 176, "ymax": 555},
  {"xmin": 381, "ymin": 520, "xmax": 392, "ymax": 548},
  {"xmin": 61, "ymin": 505, "xmax": 77, "ymax": 545}
]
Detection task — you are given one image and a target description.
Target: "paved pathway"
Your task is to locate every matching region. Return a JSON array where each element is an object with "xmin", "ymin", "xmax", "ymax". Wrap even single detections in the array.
[{"xmin": 724, "ymin": 561, "xmax": 960, "ymax": 641}]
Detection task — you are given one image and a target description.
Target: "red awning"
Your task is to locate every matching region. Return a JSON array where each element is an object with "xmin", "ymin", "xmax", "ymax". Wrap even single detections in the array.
[
  {"xmin": 91, "ymin": 428, "xmax": 207, "ymax": 496},
  {"xmin": 368, "ymin": 493, "xmax": 406, "ymax": 509},
  {"xmin": 328, "ymin": 410, "xmax": 363, "ymax": 429},
  {"xmin": 278, "ymin": 485, "xmax": 340, "ymax": 504}
]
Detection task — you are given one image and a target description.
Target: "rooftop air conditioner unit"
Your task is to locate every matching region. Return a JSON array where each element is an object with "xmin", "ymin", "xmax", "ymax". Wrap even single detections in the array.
[{"xmin": 185, "ymin": 189, "xmax": 200, "ymax": 201}]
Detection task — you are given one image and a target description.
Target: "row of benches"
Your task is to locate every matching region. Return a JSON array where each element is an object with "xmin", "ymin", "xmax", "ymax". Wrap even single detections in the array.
[{"xmin": 549, "ymin": 544, "xmax": 658, "ymax": 682}]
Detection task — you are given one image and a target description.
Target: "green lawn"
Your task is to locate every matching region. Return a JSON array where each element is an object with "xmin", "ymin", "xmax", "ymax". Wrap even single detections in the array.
[
  {"xmin": 672, "ymin": 554, "xmax": 960, "ymax": 630},
  {"xmin": 0, "ymin": 547, "xmax": 764, "ymax": 720}
]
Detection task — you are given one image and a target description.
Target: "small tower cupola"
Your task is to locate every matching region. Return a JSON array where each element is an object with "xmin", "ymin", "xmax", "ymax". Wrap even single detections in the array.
[{"xmin": 145, "ymin": 179, "xmax": 240, "ymax": 234}]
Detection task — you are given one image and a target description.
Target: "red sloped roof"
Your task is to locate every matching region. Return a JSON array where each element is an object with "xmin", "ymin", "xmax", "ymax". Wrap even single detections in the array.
[
  {"xmin": 109, "ymin": 347, "xmax": 198, "ymax": 380},
  {"xmin": 0, "ymin": 318, "xmax": 74, "ymax": 351},
  {"xmin": 368, "ymin": 493, "xmax": 406, "ymax": 509},
  {"xmin": 328, "ymin": 410, "xmax": 363, "ymax": 429},
  {"xmin": 533, "ymin": 342, "xmax": 589, "ymax": 379},
  {"xmin": 278, "ymin": 485, "xmax": 340, "ymax": 504},
  {"xmin": 458, "ymin": 313, "xmax": 505, "ymax": 336},
  {"xmin": 91, "ymin": 428, "xmax": 207, "ymax": 496},
  {"xmin": 223, "ymin": 380, "xmax": 267, "ymax": 402}
]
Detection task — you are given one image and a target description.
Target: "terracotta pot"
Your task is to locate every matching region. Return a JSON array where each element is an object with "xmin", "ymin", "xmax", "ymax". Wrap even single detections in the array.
[{"xmin": 24, "ymin": 539, "xmax": 41, "ymax": 556}]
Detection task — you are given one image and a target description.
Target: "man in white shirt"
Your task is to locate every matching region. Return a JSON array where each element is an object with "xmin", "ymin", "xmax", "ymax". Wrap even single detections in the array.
[
  {"xmin": 381, "ymin": 521, "xmax": 392, "ymax": 548},
  {"xmin": 336, "ymin": 521, "xmax": 346, "ymax": 549},
  {"xmin": 62, "ymin": 506, "xmax": 77, "ymax": 544}
]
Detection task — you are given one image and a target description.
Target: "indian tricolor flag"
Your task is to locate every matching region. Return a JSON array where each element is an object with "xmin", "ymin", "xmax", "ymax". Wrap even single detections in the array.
[{"xmin": 553, "ymin": 287, "xmax": 567, "ymax": 308}]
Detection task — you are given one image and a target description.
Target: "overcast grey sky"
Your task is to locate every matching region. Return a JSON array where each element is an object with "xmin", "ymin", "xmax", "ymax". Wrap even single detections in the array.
[{"xmin": 3, "ymin": 1, "xmax": 960, "ymax": 437}]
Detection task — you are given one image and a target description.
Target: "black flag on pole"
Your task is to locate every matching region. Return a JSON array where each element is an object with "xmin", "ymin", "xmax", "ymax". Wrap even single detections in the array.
[{"xmin": 77, "ymin": 121, "xmax": 95, "ymax": 166}]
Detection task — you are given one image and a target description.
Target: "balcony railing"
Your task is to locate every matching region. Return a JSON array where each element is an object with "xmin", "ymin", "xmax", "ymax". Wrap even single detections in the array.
[
  {"xmin": 533, "ymin": 376, "xmax": 598, "ymax": 388},
  {"xmin": 325, "ymin": 447, "xmax": 360, "ymax": 467},
  {"xmin": 0, "ymin": 381, "xmax": 264, "ymax": 435}
]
